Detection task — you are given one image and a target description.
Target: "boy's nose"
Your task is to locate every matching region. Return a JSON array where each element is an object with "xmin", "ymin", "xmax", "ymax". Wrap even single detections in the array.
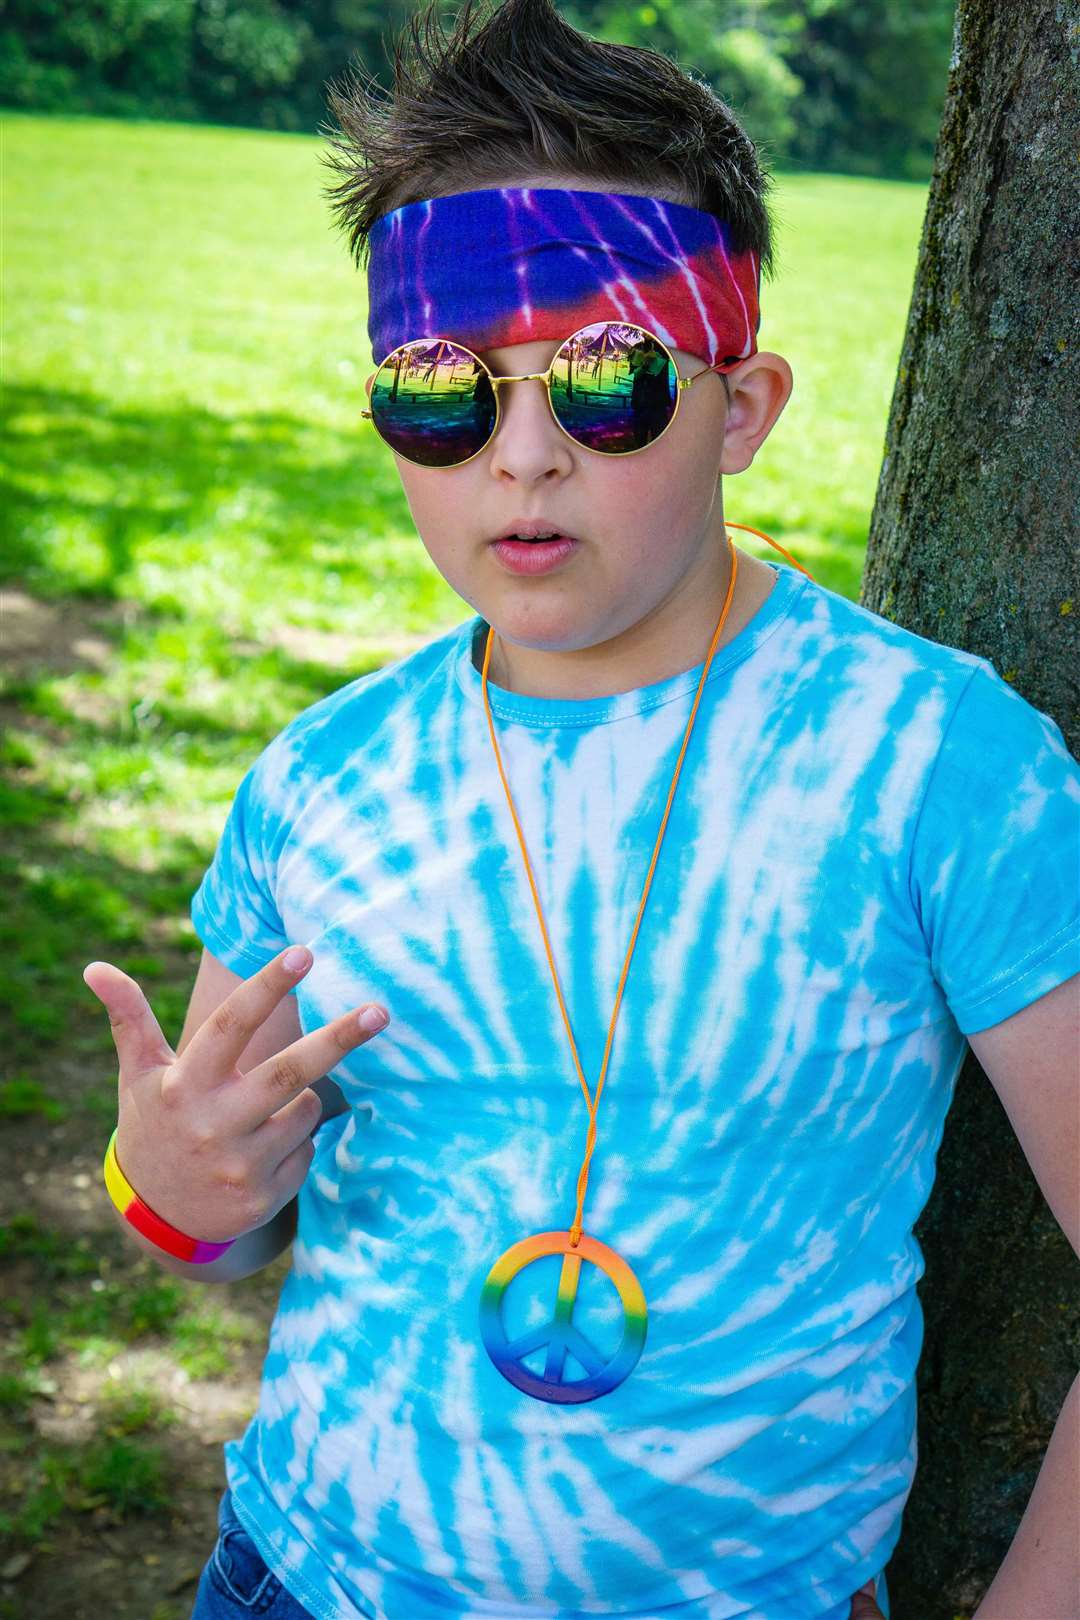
[{"xmin": 487, "ymin": 378, "xmax": 575, "ymax": 479}]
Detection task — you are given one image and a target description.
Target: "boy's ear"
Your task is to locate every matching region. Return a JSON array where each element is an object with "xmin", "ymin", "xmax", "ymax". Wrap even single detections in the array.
[{"xmin": 718, "ymin": 352, "xmax": 793, "ymax": 474}]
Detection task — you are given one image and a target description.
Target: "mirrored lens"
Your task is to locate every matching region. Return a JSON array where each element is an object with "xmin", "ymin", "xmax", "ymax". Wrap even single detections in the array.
[
  {"xmin": 549, "ymin": 322, "xmax": 677, "ymax": 453},
  {"xmin": 369, "ymin": 339, "xmax": 496, "ymax": 467}
]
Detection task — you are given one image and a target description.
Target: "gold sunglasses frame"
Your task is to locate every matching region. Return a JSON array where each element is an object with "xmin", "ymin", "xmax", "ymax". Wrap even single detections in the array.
[{"xmin": 359, "ymin": 321, "xmax": 731, "ymax": 470}]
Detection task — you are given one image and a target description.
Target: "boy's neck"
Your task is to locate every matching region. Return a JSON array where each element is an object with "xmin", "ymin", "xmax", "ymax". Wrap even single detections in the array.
[{"xmin": 480, "ymin": 545, "xmax": 778, "ymax": 701}]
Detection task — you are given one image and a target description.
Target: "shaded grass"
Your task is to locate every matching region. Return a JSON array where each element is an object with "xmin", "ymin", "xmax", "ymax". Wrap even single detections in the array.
[
  {"xmin": 1, "ymin": 1212, "xmax": 263, "ymax": 1380},
  {"xmin": 0, "ymin": 1207, "xmax": 266, "ymax": 1568}
]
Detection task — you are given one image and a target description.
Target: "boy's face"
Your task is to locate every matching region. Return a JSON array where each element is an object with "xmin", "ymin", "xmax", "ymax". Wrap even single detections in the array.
[{"xmin": 384, "ymin": 186, "xmax": 792, "ymax": 700}]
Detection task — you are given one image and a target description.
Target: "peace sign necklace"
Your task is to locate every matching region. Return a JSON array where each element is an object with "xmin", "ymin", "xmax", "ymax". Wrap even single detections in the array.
[{"xmin": 477, "ymin": 529, "xmax": 742, "ymax": 1405}]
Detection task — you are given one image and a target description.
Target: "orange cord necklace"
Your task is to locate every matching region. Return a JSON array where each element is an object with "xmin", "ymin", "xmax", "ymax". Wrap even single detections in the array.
[{"xmin": 477, "ymin": 524, "xmax": 816, "ymax": 1403}]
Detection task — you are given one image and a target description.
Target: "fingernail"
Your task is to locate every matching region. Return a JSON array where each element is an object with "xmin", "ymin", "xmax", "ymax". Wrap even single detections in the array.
[
  {"xmin": 358, "ymin": 1006, "xmax": 388, "ymax": 1032},
  {"xmin": 284, "ymin": 946, "xmax": 311, "ymax": 973}
]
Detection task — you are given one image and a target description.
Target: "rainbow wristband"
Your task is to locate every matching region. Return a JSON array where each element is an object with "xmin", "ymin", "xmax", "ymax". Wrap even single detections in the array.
[{"xmin": 103, "ymin": 1127, "xmax": 236, "ymax": 1264}]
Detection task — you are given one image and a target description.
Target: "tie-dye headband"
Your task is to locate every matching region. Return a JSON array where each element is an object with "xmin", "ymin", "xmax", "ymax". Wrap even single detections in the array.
[{"xmin": 366, "ymin": 186, "xmax": 761, "ymax": 371}]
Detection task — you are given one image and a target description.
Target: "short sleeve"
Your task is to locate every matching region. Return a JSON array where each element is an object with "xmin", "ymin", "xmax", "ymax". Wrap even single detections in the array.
[
  {"xmin": 908, "ymin": 659, "xmax": 1080, "ymax": 1036},
  {"xmin": 190, "ymin": 742, "xmax": 291, "ymax": 981}
]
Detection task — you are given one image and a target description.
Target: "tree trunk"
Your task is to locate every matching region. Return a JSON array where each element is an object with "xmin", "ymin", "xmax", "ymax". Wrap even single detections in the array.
[{"xmin": 862, "ymin": 3, "xmax": 1079, "ymax": 1614}]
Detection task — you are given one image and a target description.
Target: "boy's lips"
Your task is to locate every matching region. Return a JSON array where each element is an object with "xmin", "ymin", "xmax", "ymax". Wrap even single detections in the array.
[
  {"xmin": 489, "ymin": 531, "xmax": 581, "ymax": 575},
  {"xmin": 488, "ymin": 519, "xmax": 583, "ymax": 544}
]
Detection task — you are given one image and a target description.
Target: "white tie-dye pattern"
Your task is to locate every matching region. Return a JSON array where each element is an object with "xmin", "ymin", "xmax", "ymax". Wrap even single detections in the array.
[{"xmin": 191, "ymin": 563, "xmax": 1079, "ymax": 1620}]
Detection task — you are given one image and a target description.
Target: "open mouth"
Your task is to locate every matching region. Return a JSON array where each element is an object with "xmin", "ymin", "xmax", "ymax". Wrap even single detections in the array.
[{"xmin": 493, "ymin": 535, "xmax": 578, "ymax": 549}]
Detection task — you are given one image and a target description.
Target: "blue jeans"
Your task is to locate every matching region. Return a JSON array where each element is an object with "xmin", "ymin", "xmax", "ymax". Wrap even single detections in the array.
[
  {"xmin": 190, "ymin": 1488, "xmax": 314, "ymax": 1617},
  {"xmin": 192, "ymin": 1486, "xmax": 889, "ymax": 1618}
]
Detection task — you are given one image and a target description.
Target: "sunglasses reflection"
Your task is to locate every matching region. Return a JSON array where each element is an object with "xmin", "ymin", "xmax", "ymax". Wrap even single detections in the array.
[
  {"xmin": 370, "ymin": 322, "xmax": 677, "ymax": 464},
  {"xmin": 624, "ymin": 335, "xmax": 675, "ymax": 446}
]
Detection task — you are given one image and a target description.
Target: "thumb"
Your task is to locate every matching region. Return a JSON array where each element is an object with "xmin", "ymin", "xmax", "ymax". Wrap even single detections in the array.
[{"xmin": 83, "ymin": 961, "xmax": 175, "ymax": 1080}]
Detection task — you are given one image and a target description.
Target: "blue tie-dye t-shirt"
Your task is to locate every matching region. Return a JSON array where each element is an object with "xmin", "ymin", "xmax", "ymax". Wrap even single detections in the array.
[{"xmin": 190, "ymin": 561, "xmax": 1080, "ymax": 1620}]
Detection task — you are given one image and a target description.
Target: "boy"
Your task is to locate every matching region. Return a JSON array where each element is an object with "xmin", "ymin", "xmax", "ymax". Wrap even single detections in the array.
[{"xmin": 84, "ymin": 0, "xmax": 1080, "ymax": 1616}]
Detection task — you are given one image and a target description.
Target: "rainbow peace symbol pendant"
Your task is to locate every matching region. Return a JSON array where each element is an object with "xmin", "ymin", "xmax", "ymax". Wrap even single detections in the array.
[{"xmin": 479, "ymin": 1230, "xmax": 648, "ymax": 1404}]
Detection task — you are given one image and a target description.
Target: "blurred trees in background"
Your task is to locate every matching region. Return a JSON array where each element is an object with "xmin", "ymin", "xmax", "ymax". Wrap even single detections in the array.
[{"xmin": 1, "ymin": 0, "xmax": 954, "ymax": 178}]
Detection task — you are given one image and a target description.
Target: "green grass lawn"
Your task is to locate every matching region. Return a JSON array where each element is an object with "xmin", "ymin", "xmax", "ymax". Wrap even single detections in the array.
[
  {"xmin": 1, "ymin": 114, "xmax": 930, "ymax": 1049},
  {"xmin": 0, "ymin": 110, "xmax": 927, "ymax": 1586},
  {"xmin": 4, "ymin": 115, "xmax": 928, "ymax": 611},
  {"xmin": 1, "ymin": 101, "xmax": 930, "ymax": 1106}
]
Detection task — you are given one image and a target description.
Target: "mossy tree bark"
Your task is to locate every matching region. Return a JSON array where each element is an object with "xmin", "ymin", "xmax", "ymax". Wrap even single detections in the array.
[{"xmin": 861, "ymin": 2, "xmax": 1079, "ymax": 1614}]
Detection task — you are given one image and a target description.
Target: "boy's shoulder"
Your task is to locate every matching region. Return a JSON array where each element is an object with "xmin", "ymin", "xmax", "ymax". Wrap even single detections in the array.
[
  {"xmin": 793, "ymin": 568, "xmax": 987, "ymax": 690},
  {"xmin": 791, "ymin": 570, "xmax": 1073, "ymax": 779}
]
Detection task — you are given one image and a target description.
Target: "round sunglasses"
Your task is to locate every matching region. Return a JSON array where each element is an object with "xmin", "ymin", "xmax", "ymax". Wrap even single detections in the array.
[{"xmin": 360, "ymin": 320, "xmax": 729, "ymax": 469}]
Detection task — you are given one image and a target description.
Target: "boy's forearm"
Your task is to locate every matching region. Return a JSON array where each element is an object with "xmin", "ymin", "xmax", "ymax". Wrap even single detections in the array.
[
  {"xmin": 107, "ymin": 1194, "xmax": 298, "ymax": 1283},
  {"xmin": 973, "ymin": 1370, "xmax": 1080, "ymax": 1619}
]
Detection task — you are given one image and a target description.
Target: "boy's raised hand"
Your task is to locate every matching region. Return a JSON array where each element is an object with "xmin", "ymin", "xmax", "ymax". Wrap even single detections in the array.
[{"xmin": 83, "ymin": 947, "xmax": 389, "ymax": 1244}]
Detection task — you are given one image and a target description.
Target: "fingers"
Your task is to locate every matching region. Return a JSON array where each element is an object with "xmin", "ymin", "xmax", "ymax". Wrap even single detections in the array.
[
  {"xmin": 83, "ymin": 961, "xmax": 175, "ymax": 1079},
  {"xmin": 848, "ymin": 1578, "xmax": 885, "ymax": 1620},
  {"xmin": 178, "ymin": 945, "xmax": 319, "ymax": 1079},
  {"xmin": 239, "ymin": 1002, "xmax": 389, "ymax": 1134}
]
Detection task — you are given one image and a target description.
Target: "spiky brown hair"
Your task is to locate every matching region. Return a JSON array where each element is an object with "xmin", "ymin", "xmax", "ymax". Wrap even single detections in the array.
[{"xmin": 319, "ymin": 0, "xmax": 774, "ymax": 276}]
